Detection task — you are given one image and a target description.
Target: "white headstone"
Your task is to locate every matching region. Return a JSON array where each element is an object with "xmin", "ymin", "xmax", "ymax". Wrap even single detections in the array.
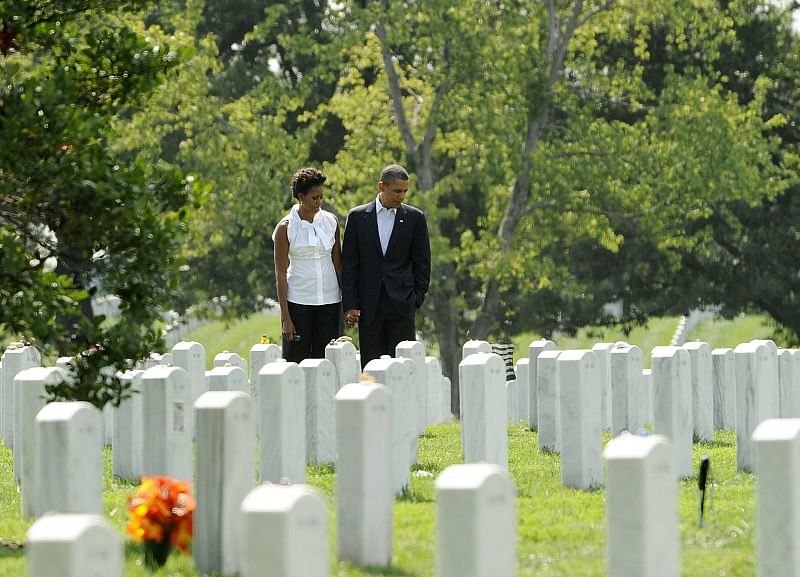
[
  {"xmin": 364, "ymin": 357, "xmax": 415, "ymax": 493},
  {"xmin": 682, "ymin": 341, "xmax": 714, "ymax": 442},
  {"xmin": 15, "ymin": 367, "xmax": 60, "ymax": 482},
  {"xmin": 299, "ymin": 358, "xmax": 337, "ymax": 465},
  {"xmin": 712, "ymin": 348, "xmax": 736, "ymax": 429},
  {"xmin": 505, "ymin": 379, "xmax": 518, "ymax": 425},
  {"xmin": 2, "ymin": 344, "xmax": 41, "ymax": 449},
  {"xmin": 425, "ymin": 356, "xmax": 443, "ymax": 424},
  {"xmin": 35, "ymin": 402, "xmax": 103, "ymax": 516},
  {"xmin": 558, "ymin": 350, "xmax": 602, "ymax": 489},
  {"xmin": 591, "ymin": 342, "xmax": 615, "ymax": 431},
  {"xmin": 325, "ymin": 339, "xmax": 359, "ymax": 391},
  {"xmin": 140, "ymin": 365, "xmax": 192, "ymax": 481},
  {"xmin": 194, "ymin": 391, "xmax": 255, "ymax": 576},
  {"xmin": 462, "ymin": 339, "xmax": 492, "ymax": 359},
  {"xmin": 16, "ymin": 367, "xmax": 66, "ymax": 515},
  {"xmin": 214, "ymin": 350, "xmax": 248, "ymax": 373},
  {"xmin": 461, "ymin": 340, "xmax": 492, "ymax": 430},
  {"xmin": 778, "ymin": 349, "xmax": 800, "ymax": 418},
  {"xmin": 651, "ymin": 346, "xmax": 693, "ymax": 478},
  {"xmin": 257, "ymin": 361, "xmax": 306, "ymax": 484},
  {"xmin": 336, "ymin": 382, "xmax": 392, "ymax": 566},
  {"xmin": 753, "ymin": 418, "xmax": 800, "ymax": 577},
  {"xmin": 148, "ymin": 352, "xmax": 172, "ymax": 367},
  {"xmin": 753, "ymin": 339, "xmax": 780, "ymax": 393},
  {"xmin": 55, "ymin": 356, "xmax": 73, "ymax": 369},
  {"xmin": 101, "ymin": 404, "xmax": 113, "ymax": 447},
  {"xmin": 172, "ymin": 340, "xmax": 207, "ymax": 439},
  {"xmin": 610, "ymin": 344, "xmax": 645, "ymax": 435},
  {"xmin": 442, "ymin": 376, "xmax": 452, "ymax": 420},
  {"xmin": 735, "ymin": 341, "xmax": 779, "ymax": 471},
  {"xmin": 26, "ymin": 514, "xmax": 122, "ymax": 577},
  {"xmin": 396, "ymin": 356, "xmax": 421, "ymax": 464},
  {"xmin": 604, "ymin": 434, "xmax": 679, "ymax": 577},
  {"xmin": 459, "ymin": 353, "xmax": 508, "ymax": 468},
  {"xmin": 207, "ymin": 365, "xmax": 248, "ymax": 393},
  {"xmin": 240, "ymin": 484, "xmax": 328, "ymax": 577},
  {"xmin": 435, "ymin": 463, "xmax": 516, "ymax": 577},
  {"xmin": 537, "ymin": 350, "xmax": 562, "ymax": 453},
  {"xmin": 642, "ymin": 368, "xmax": 653, "ymax": 425},
  {"xmin": 396, "ymin": 340, "xmax": 427, "ymax": 435},
  {"xmin": 514, "ymin": 358, "xmax": 530, "ymax": 425},
  {"xmin": 529, "ymin": 339, "xmax": 556, "ymax": 430},
  {"xmin": 249, "ymin": 343, "xmax": 281, "ymax": 380},
  {"xmin": 112, "ymin": 370, "xmax": 144, "ymax": 482},
  {"xmin": 94, "ymin": 366, "xmax": 115, "ymax": 448},
  {"xmin": 249, "ymin": 342, "xmax": 281, "ymax": 426}
]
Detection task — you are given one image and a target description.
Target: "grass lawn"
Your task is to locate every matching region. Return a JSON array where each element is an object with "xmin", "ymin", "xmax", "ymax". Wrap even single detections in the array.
[
  {"xmin": 687, "ymin": 314, "xmax": 776, "ymax": 350},
  {"xmin": 184, "ymin": 311, "xmax": 283, "ymax": 370},
  {"xmin": 0, "ymin": 425, "xmax": 756, "ymax": 576}
]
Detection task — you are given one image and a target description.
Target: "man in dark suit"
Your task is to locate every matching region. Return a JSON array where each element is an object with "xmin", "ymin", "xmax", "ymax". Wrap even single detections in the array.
[{"xmin": 342, "ymin": 164, "xmax": 431, "ymax": 368}]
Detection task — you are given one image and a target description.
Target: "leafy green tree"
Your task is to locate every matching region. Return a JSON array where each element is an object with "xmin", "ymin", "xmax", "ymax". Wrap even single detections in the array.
[
  {"xmin": 550, "ymin": 0, "xmax": 800, "ymax": 341},
  {"xmin": 322, "ymin": 0, "xmax": 791, "ymax": 411},
  {"xmin": 120, "ymin": 0, "xmax": 353, "ymax": 319},
  {"xmin": 0, "ymin": 0, "xmax": 193, "ymax": 406}
]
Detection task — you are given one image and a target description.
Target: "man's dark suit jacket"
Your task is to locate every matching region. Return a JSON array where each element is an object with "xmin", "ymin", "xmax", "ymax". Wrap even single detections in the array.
[{"xmin": 342, "ymin": 200, "xmax": 431, "ymax": 327}]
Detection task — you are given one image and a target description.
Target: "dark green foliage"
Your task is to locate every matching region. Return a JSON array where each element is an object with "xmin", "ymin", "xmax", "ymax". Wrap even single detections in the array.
[{"xmin": 0, "ymin": 0, "xmax": 194, "ymax": 406}]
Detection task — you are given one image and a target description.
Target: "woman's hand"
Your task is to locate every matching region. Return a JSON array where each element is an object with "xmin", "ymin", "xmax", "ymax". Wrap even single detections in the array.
[
  {"xmin": 281, "ymin": 317, "xmax": 297, "ymax": 342},
  {"xmin": 344, "ymin": 309, "xmax": 360, "ymax": 328}
]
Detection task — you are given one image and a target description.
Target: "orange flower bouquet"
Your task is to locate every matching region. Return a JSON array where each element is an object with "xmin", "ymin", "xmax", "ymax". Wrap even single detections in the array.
[{"xmin": 127, "ymin": 476, "xmax": 195, "ymax": 569}]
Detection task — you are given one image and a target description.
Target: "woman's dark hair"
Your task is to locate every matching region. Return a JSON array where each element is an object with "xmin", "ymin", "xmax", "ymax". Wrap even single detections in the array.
[{"xmin": 291, "ymin": 167, "xmax": 326, "ymax": 199}]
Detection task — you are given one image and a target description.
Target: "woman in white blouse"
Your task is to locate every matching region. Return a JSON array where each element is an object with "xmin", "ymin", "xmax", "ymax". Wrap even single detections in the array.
[{"xmin": 273, "ymin": 167, "xmax": 342, "ymax": 362}]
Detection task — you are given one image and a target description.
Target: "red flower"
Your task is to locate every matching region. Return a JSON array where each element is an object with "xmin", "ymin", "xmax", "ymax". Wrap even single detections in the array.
[{"xmin": 126, "ymin": 476, "xmax": 195, "ymax": 554}]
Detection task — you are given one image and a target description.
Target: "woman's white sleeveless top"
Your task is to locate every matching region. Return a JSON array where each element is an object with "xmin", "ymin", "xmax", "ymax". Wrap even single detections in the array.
[{"xmin": 273, "ymin": 205, "xmax": 340, "ymax": 305}]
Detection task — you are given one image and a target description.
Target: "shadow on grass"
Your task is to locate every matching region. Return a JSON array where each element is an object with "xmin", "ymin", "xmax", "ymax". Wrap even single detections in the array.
[
  {"xmin": 349, "ymin": 562, "xmax": 414, "ymax": 576},
  {"xmin": 395, "ymin": 483, "xmax": 434, "ymax": 503},
  {"xmin": 0, "ymin": 542, "xmax": 24, "ymax": 561},
  {"xmin": 111, "ymin": 476, "xmax": 141, "ymax": 487},
  {"xmin": 695, "ymin": 437, "xmax": 736, "ymax": 449},
  {"xmin": 124, "ymin": 540, "xmax": 144, "ymax": 558}
]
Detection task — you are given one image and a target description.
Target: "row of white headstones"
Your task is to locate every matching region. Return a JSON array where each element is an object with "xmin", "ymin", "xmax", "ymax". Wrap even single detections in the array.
[
  {"xmin": 4, "ymin": 336, "xmax": 800, "ymax": 576},
  {"xmin": 497, "ymin": 337, "xmax": 800, "ymax": 479}
]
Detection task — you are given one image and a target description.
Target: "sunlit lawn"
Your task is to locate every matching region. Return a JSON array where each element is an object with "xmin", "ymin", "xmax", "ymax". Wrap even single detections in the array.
[
  {"xmin": 0, "ymin": 312, "xmax": 773, "ymax": 575},
  {"xmin": 0, "ymin": 425, "xmax": 755, "ymax": 576},
  {"xmin": 184, "ymin": 311, "xmax": 283, "ymax": 370},
  {"xmin": 687, "ymin": 314, "xmax": 775, "ymax": 351}
]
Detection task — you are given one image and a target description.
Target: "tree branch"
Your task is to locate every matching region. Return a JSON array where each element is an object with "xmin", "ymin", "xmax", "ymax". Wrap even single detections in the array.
[
  {"xmin": 419, "ymin": 36, "xmax": 450, "ymax": 190},
  {"xmin": 577, "ymin": 0, "xmax": 615, "ymax": 28},
  {"xmin": 375, "ymin": 2, "xmax": 419, "ymax": 166}
]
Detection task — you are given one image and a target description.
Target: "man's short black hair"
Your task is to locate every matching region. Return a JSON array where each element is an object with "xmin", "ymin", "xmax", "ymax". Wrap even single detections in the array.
[
  {"xmin": 379, "ymin": 164, "xmax": 409, "ymax": 186},
  {"xmin": 291, "ymin": 167, "xmax": 326, "ymax": 199}
]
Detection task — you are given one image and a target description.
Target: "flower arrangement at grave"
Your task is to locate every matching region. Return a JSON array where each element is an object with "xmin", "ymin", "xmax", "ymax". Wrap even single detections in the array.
[{"xmin": 126, "ymin": 476, "xmax": 195, "ymax": 569}]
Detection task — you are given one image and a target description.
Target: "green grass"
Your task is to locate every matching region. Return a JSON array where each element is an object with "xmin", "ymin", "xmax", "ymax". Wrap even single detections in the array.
[
  {"xmin": 687, "ymin": 314, "xmax": 776, "ymax": 350},
  {"xmin": 0, "ymin": 313, "xmax": 774, "ymax": 575},
  {"xmin": 0, "ymin": 426, "xmax": 756, "ymax": 576},
  {"xmin": 183, "ymin": 311, "xmax": 283, "ymax": 370},
  {"xmin": 511, "ymin": 316, "xmax": 682, "ymax": 367}
]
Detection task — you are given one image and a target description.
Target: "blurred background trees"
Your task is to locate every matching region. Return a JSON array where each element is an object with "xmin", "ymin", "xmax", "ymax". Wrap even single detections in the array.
[{"xmin": 3, "ymin": 0, "xmax": 799, "ymax": 399}]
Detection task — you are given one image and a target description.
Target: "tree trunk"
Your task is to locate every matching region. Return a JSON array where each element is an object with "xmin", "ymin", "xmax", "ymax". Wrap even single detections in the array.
[{"xmin": 428, "ymin": 261, "xmax": 461, "ymax": 415}]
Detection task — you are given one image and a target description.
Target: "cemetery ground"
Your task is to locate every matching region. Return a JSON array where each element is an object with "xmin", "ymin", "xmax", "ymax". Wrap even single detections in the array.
[
  {"xmin": 1, "ymin": 424, "xmax": 754, "ymax": 576},
  {"xmin": 0, "ymin": 312, "xmax": 773, "ymax": 576}
]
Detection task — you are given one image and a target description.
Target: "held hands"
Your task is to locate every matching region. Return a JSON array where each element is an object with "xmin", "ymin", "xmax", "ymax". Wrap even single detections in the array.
[
  {"xmin": 281, "ymin": 318, "xmax": 298, "ymax": 342},
  {"xmin": 345, "ymin": 309, "xmax": 361, "ymax": 328}
]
